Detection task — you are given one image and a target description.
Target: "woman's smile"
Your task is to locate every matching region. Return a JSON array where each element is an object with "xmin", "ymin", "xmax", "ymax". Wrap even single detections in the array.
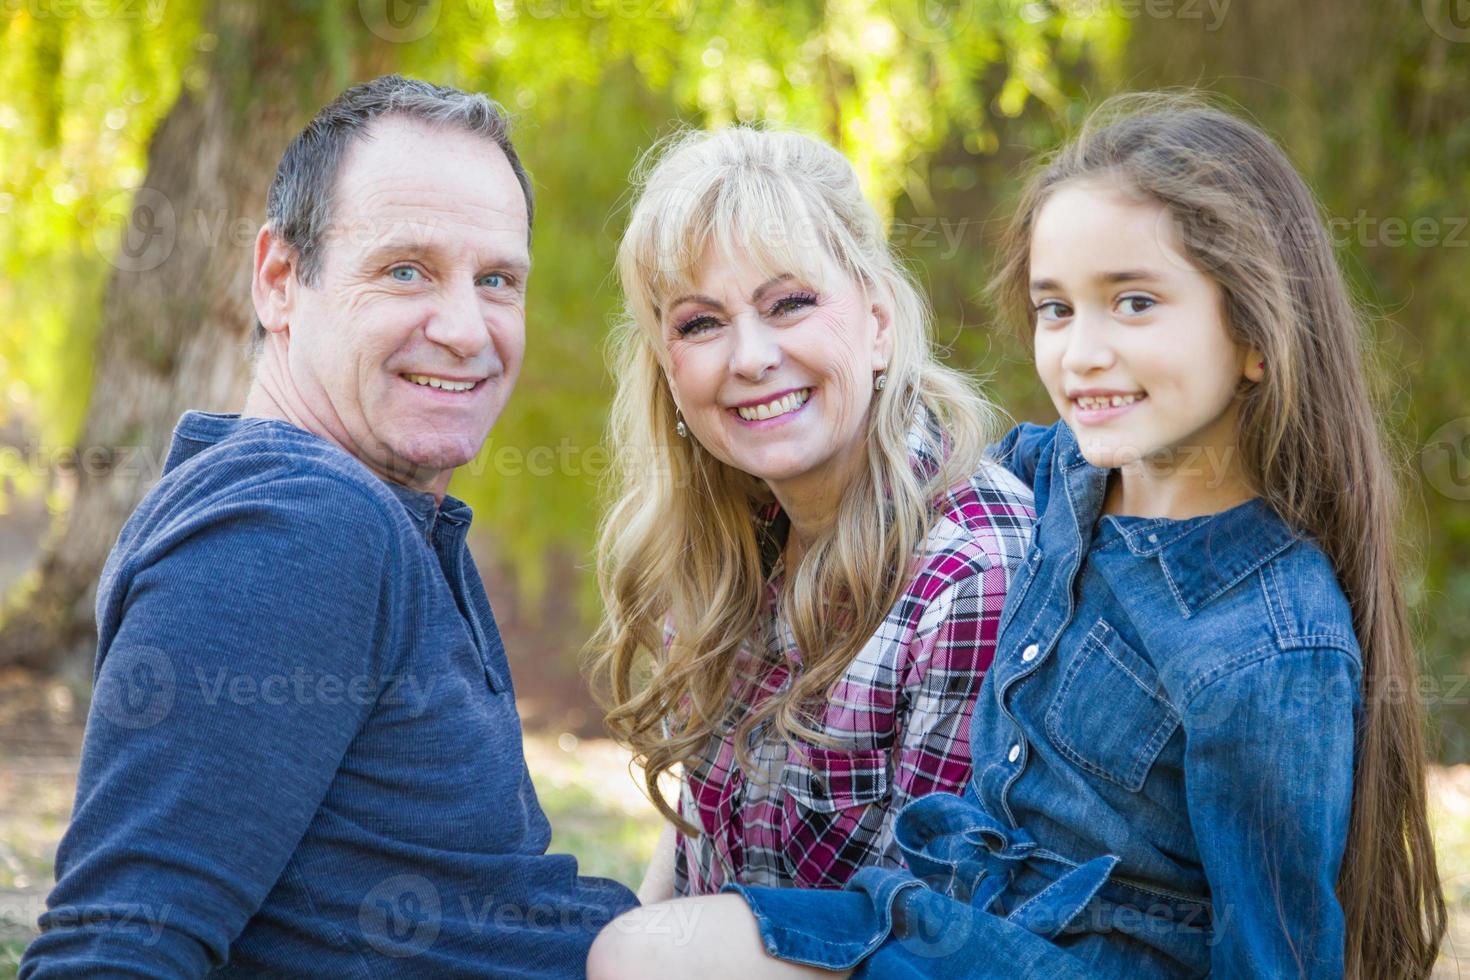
[{"xmin": 729, "ymin": 387, "xmax": 814, "ymax": 426}]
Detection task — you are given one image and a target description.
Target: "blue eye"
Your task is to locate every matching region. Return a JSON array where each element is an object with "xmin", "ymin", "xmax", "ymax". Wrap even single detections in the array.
[
  {"xmin": 390, "ymin": 266, "xmax": 419, "ymax": 282},
  {"xmin": 478, "ymin": 272, "xmax": 507, "ymax": 289}
]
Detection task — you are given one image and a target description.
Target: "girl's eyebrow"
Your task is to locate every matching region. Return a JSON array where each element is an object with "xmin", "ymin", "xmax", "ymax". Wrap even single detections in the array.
[
  {"xmin": 1029, "ymin": 269, "xmax": 1162, "ymax": 293},
  {"xmin": 1097, "ymin": 269, "xmax": 1162, "ymax": 285}
]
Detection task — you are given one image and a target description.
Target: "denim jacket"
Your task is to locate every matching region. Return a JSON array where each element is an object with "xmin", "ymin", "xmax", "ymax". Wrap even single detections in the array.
[{"xmin": 730, "ymin": 421, "xmax": 1361, "ymax": 978}]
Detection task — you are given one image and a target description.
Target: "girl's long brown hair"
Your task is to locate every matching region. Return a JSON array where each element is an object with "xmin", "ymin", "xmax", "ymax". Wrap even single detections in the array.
[{"xmin": 991, "ymin": 91, "xmax": 1445, "ymax": 978}]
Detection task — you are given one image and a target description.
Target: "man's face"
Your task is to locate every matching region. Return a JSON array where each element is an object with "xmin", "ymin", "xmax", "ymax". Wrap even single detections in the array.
[{"xmin": 280, "ymin": 115, "xmax": 530, "ymax": 494}]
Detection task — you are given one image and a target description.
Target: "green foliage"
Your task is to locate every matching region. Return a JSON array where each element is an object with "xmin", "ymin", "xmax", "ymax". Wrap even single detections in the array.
[{"xmin": 0, "ymin": 1, "xmax": 206, "ymax": 448}]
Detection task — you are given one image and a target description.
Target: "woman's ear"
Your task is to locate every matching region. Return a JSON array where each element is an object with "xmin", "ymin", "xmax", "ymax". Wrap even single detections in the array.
[{"xmin": 871, "ymin": 299, "xmax": 894, "ymax": 372}]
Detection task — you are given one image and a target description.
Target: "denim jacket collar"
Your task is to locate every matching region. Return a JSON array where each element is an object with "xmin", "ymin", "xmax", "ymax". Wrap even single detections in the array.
[{"xmin": 1054, "ymin": 422, "xmax": 1301, "ymax": 619}]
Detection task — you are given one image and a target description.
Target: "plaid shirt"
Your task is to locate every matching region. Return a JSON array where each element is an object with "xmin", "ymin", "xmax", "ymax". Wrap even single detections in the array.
[{"xmin": 673, "ymin": 453, "xmax": 1035, "ymax": 895}]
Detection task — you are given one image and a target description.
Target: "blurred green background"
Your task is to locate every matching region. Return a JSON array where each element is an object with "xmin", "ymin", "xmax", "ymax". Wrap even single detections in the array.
[
  {"xmin": 5, "ymin": 0, "xmax": 1467, "ymax": 750},
  {"xmin": 2, "ymin": 0, "xmax": 1470, "ymax": 970}
]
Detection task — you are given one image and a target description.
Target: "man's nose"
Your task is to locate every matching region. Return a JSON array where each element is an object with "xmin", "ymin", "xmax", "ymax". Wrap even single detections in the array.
[
  {"xmin": 728, "ymin": 314, "xmax": 780, "ymax": 381},
  {"xmin": 424, "ymin": 279, "xmax": 492, "ymax": 360}
]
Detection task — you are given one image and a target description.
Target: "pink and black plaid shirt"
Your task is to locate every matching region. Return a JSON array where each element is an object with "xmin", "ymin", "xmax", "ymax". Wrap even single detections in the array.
[{"xmin": 673, "ymin": 456, "xmax": 1035, "ymax": 895}]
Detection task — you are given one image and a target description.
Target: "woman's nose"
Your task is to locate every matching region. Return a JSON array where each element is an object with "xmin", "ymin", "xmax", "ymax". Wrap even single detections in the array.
[{"xmin": 727, "ymin": 314, "xmax": 781, "ymax": 381}]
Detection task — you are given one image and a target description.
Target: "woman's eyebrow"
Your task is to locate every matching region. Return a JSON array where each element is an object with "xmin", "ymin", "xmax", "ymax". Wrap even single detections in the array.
[
  {"xmin": 666, "ymin": 291, "xmax": 722, "ymax": 311},
  {"xmin": 750, "ymin": 274, "xmax": 796, "ymax": 302},
  {"xmin": 668, "ymin": 272, "xmax": 806, "ymax": 311}
]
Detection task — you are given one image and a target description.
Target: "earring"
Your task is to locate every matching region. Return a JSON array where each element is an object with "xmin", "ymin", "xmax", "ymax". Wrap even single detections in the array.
[
  {"xmin": 874, "ymin": 372, "xmax": 888, "ymax": 392},
  {"xmin": 675, "ymin": 412, "xmax": 688, "ymax": 439}
]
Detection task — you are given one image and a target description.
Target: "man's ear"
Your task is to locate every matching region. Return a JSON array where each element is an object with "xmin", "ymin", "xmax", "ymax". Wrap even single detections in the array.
[
  {"xmin": 252, "ymin": 225, "xmax": 296, "ymax": 337},
  {"xmin": 871, "ymin": 298, "xmax": 894, "ymax": 372}
]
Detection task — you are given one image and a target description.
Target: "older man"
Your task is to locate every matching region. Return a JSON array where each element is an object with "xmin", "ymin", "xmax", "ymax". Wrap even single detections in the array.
[{"xmin": 21, "ymin": 75, "xmax": 636, "ymax": 978}]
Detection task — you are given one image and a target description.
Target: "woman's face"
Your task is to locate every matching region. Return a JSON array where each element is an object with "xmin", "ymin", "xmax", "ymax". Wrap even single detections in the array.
[
  {"xmin": 1028, "ymin": 179, "xmax": 1262, "ymax": 476},
  {"xmin": 661, "ymin": 246, "xmax": 892, "ymax": 500}
]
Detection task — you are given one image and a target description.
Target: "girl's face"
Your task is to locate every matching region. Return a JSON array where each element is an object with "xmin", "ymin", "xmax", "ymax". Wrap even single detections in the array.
[
  {"xmin": 661, "ymin": 246, "xmax": 892, "ymax": 499},
  {"xmin": 1028, "ymin": 179, "xmax": 1263, "ymax": 478}
]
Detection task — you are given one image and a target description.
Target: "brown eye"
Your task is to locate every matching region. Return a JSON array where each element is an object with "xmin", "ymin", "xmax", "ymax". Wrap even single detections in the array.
[{"xmin": 1035, "ymin": 299, "xmax": 1071, "ymax": 322}]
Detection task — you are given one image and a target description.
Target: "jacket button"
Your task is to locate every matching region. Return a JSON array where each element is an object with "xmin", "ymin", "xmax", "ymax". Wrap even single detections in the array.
[
  {"xmin": 1008, "ymin": 743, "xmax": 1021, "ymax": 763},
  {"xmin": 1021, "ymin": 643, "xmax": 1039, "ymax": 662}
]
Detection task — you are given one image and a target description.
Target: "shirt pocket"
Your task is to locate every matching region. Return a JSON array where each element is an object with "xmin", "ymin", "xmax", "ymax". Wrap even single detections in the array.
[
  {"xmin": 778, "ymin": 744, "xmax": 891, "ymax": 887},
  {"xmin": 1044, "ymin": 620, "xmax": 1180, "ymax": 792}
]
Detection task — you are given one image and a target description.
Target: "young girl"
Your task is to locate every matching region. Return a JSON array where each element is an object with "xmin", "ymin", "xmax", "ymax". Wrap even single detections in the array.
[
  {"xmin": 589, "ymin": 94, "xmax": 1446, "ymax": 978},
  {"xmin": 590, "ymin": 127, "xmax": 1034, "ymax": 902}
]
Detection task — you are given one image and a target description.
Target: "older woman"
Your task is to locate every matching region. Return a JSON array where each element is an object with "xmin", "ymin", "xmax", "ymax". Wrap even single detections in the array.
[{"xmin": 589, "ymin": 126, "xmax": 1033, "ymax": 902}]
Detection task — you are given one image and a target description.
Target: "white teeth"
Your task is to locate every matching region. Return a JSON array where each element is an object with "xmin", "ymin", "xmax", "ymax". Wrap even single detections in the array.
[
  {"xmin": 736, "ymin": 388, "xmax": 810, "ymax": 422},
  {"xmin": 406, "ymin": 373, "xmax": 476, "ymax": 392},
  {"xmin": 1075, "ymin": 393, "xmax": 1142, "ymax": 410}
]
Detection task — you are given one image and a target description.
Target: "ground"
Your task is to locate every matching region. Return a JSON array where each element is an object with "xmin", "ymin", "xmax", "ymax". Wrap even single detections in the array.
[{"xmin": 3, "ymin": 670, "xmax": 1469, "ymax": 975}]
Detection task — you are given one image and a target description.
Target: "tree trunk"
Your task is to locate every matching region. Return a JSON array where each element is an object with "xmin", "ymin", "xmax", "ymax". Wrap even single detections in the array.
[{"xmin": 0, "ymin": 1, "xmax": 366, "ymax": 671}]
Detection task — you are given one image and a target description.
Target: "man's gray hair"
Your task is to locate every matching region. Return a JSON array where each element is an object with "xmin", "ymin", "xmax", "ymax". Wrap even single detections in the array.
[{"xmin": 251, "ymin": 74, "xmax": 533, "ymax": 356}]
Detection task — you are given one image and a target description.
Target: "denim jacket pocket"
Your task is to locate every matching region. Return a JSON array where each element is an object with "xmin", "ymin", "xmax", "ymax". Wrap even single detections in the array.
[
  {"xmin": 779, "ymin": 744, "xmax": 891, "ymax": 886},
  {"xmin": 1044, "ymin": 620, "xmax": 1180, "ymax": 792}
]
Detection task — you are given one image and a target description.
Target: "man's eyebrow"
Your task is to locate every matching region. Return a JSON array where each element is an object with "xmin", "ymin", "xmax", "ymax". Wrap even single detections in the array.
[
  {"xmin": 359, "ymin": 239, "xmax": 438, "ymax": 264},
  {"xmin": 357, "ymin": 239, "xmax": 530, "ymax": 275}
]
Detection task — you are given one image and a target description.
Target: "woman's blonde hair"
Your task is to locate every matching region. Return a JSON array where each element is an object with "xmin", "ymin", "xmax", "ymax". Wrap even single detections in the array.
[
  {"xmin": 590, "ymin": 126, "xmax": 1001, "ymax": 830},
  {"xmin": 991, "ymin": 91, "xmax": 1446, "ymax": 978}
]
